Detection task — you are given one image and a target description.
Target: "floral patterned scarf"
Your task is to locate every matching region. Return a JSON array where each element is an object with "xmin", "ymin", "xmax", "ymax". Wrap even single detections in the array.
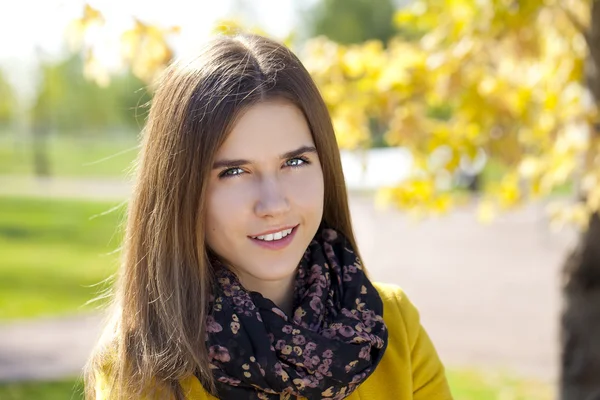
[{"xmin": 203, "ymin": 225, "xmax": 388, "ymax": 399}]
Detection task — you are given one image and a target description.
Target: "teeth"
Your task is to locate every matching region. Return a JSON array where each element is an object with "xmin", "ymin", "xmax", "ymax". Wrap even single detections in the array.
[{"xmin": 252, "ymin": 228, "xmax": 294, "ymax": 241}]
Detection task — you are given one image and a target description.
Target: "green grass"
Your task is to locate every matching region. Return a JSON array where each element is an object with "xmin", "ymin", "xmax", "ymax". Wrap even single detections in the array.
[
  {"xmin": 0, "ymin": 369, "xmax": 554, "ymax": 400},
  {"xmin": 0, "ymin": 133, "xmax": 576, "ymax": 200},
  {"xmin": 0, "ymin": 136, "xmax": 559, "ymax": 399},
  {"xmin": 0, "ymin": 196, "xmax": 124, "ymax": 320},
  {"xmin": 447, "ymin": 368, "xmax": 554, "ymax": 400},
  {"xmin": 0, "ymin": 133, "xmax": 139, "ymax": 177},
  {"xmin": 0, "ymin": 379, "xmax": 84, "ymax": 400}
]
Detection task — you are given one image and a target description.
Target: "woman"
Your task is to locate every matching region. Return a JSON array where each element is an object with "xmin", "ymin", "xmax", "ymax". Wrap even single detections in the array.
[{"xmin": 86, "ymin": 33, "xmax": 453, "ymax": 400}]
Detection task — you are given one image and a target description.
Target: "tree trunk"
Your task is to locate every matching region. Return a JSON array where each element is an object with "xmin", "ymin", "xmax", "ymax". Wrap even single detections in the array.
[
  {"xmin": 560, "ymin": 2, "xmax": 600, "ymax": 399},
  {"xmin": 561, "ymin": 214, "xmax": 600, "ymax": 399},
  {"xmin": 31, "ymin": 122, "xmax": 50, "ymax": 177}
]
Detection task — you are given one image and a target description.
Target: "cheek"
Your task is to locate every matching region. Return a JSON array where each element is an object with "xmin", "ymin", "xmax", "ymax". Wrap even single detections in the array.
[
  {"xmin": 205, "ymin": 182, "xmax": 250, "ymax": 246},
  {"xmin": 287, "ymin": 166, "xmax": 325, "ymax": 213}
]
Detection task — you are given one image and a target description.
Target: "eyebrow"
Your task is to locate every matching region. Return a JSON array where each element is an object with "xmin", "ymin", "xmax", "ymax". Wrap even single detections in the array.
[{"xmin": 212, "ymin": 145, "xmax": 318, "ymax": 169}]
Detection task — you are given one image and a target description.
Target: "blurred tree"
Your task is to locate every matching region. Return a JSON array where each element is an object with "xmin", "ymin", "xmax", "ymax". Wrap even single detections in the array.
[
  {"xmin": 0, "ymin": 69, "xmax": 16, "ymax": 126},
  {"xmin": 30, "ymin": 53, "xmax": 148, "ymax": 175},
  {"xmin": 32, "ymin": 54, "xmax": 148, "ymax": 133},
  {"xmin": 304, "ymin": 2, "xmax": 600, "ymax": 398},
  {"xmin": 72, "ymin": 1, "xmax": 600, "ymax": 398},
  {"xmin": 67, "ymin": 5, "xmax": 177, "ymax": 88},
  {"xmin": 302, "ymin": 0, "xmax": 400, "ymax": 148},
  {"xmin": 304, "ymin": 0, "xmax": 397, "ymax": 45}
]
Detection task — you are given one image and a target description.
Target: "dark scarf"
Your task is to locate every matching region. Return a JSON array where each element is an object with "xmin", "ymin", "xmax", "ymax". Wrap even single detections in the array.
[{"xmin": 204, "ymin": 225, "xmax": 388, "ymax": 399}]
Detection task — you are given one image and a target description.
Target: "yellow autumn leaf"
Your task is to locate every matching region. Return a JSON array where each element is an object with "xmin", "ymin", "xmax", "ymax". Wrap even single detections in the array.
[
  {"xmin": 497, "ymin": 174, "xmax": 521, "ymax": 208},
  {"xmin": 72, "ymin": 0, "xmax": 596, "ymax": 228}
]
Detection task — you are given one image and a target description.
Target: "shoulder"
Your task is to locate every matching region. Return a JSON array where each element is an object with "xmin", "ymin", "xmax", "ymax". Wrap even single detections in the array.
[
  {"xmin": 373, "ymin": 281, "xmax": 408, "ymax": 304},
  {"xmin": 366, "ymin": 282, "xmax": 453, "ymax": 399},
  {"xmin": 373, "ymin": 282, "xmax": 421, "ymax": 340},
  {"xmin": 88, "ymin": 347, "xmax": 119, "ymax": 400},
  {"xmin": 89, "ymin": 346, "xmax": 178, "ymax": 400},
  {"xmin": 373, "ymin": 281, "xmax": 440, "ymax": 359}
]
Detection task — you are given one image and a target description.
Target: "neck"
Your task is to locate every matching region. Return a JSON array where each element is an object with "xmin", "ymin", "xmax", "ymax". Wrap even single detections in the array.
[{"xmin": 233, "ymin": 269, "xmax": 296, "ymax": 316}]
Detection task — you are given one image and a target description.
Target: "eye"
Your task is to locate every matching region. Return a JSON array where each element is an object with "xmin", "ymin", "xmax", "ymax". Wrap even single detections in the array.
[
  {"xmin": 285, "ymin": 157, "xmax": 309, "ymax": 168},
  {"xmin": 219, "ymin": 167, "xmax": 245, "ymax": 178}
]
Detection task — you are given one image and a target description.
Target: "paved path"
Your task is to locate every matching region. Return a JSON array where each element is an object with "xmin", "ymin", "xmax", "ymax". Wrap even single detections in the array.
[
  {"xmin": 0, "ymin": 314, "xmax": 103, "ymax": 381},
  {"xmin": 0, "ymin": 177, "xmax": 576, "ymax": 385},
  {"xmin": 351, "ymin": 196, "xmax": 573, "ymax": 384}
]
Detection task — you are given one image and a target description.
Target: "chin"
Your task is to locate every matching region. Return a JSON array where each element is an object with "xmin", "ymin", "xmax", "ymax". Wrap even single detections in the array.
[{"xmin": 255, "ymin": 262, "xmax": 298, "ymax": 282}]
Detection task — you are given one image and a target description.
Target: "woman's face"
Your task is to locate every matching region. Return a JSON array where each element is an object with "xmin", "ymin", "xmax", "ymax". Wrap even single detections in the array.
[{"xmin": 205, "ymin": 99, "xmax": 324, "ymax": 291}]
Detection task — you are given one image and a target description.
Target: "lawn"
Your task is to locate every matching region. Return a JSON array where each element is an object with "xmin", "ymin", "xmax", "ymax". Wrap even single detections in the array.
[
  {"xmin": 0, "ymin": 196, "xmax": 124, "ymax": 320},
  {"xmin": 0, "ymin": 379, "xmax": 84, "ymax": 400},
  {"xmin": 0, "ymin": 133, "xmax": 576, "ymax": 197},
  {"xmin": 446, "ymin": 368, "xmax": 554, "ymax": 399},
  {"xmin": 0, "ymin": 133, "xmax": 138, "ymax": 178},
  {"xmin": 0, "ymin": 369, "xmax": 554, "ymax": 400},
  {"xmin": 0, "ymin": 184, "xmax": 558, "ymax": 399}
]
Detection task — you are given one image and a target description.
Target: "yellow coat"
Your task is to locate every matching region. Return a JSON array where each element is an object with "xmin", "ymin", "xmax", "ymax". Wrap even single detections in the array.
[{"xmin": 95, "ymin": 283, "xmax": 453, "ymax": 399}]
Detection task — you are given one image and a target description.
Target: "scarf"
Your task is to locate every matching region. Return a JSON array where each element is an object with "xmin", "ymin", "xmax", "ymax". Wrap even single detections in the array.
[{"xmin": 204, "ymin": 225, "xmax": 388, "ymax": 399}]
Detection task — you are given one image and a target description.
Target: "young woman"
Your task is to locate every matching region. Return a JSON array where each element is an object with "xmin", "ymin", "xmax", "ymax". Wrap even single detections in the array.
[{"xmin": 86, "ymin": 33, "xmax": 453, "ymax": 400}]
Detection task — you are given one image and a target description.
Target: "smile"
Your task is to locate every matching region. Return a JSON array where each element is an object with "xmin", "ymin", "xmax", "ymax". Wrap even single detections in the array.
[
  {"xmin": 250, "ymin": 228, "xmax": 293, "ymax": 241},
  {"xmin": 248, "ymin": 225, "xmax": 298, "ymax": 250}
]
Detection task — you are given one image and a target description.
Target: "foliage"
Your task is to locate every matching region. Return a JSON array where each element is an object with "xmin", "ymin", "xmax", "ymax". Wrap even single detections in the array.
[
  {"xmin": 70, "ymin": 2, "xmax": 599, "ymax": 225},
  {"xmin": 304, "ymin": 0, "xmax": 397, "ymax": 45},
  {"xmin": 67, "ymin": 4, "xmax": 178, "ymax": 87},
  {"xmin": 301, "ymin": 0, "xmax": 597, "ymax": 223},
  {"xmin": 31, "ymin": 54, "xmax": 149, "ymax": 133},
  {"xmin": 0, "ymin": 69, "xmax": 16, "ymax": 125}
]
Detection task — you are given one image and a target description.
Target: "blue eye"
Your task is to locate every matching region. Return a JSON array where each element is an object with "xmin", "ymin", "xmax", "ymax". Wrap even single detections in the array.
[
  {"xmin": 286, "ymin": 157, "xmax": 309, "ymax": 168},
  {"xmin": 219, "ymin": 167, "xmax": 244, "ymax": 178}
]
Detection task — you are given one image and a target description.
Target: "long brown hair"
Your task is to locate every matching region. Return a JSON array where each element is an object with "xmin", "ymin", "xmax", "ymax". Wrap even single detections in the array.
[{"xmin": 84, "ymin": 33, "xmax": 361, "ymax": 399}]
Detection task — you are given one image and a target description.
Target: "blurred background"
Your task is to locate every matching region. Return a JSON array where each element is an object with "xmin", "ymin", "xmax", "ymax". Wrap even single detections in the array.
[{"xmin": 1, "ymin": 0, "xmax": 599, "ymax": 399}]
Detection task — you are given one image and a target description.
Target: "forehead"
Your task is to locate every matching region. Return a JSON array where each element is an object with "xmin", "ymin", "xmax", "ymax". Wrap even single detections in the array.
[{"xmin": 217, "ymin": 100, "xmax": 314, "ymax": 158}]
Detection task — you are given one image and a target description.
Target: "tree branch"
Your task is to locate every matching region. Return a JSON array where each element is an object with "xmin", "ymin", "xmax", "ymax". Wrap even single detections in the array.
[
  {"xmin": 587, "ymin": 0, "xmax": 600, "ymax": 105},
  {"xmin": 558, "ymin": 2, "xmax": 592, "ymax": 50}
]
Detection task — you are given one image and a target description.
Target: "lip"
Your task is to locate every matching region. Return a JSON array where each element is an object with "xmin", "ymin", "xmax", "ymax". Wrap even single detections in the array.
[
  {"xmin": 248, "ymin": 225, "xmax": 298, "ymax": 251},
  {"xmin": 249, "ymin": 225, "xmax": 298, "ymax": 237}
]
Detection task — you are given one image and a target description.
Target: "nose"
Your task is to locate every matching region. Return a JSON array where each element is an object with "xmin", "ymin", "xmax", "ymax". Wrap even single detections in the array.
[{"xmin": 254, "ymin": 176, "xmax": 290, "ymax": 218}]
